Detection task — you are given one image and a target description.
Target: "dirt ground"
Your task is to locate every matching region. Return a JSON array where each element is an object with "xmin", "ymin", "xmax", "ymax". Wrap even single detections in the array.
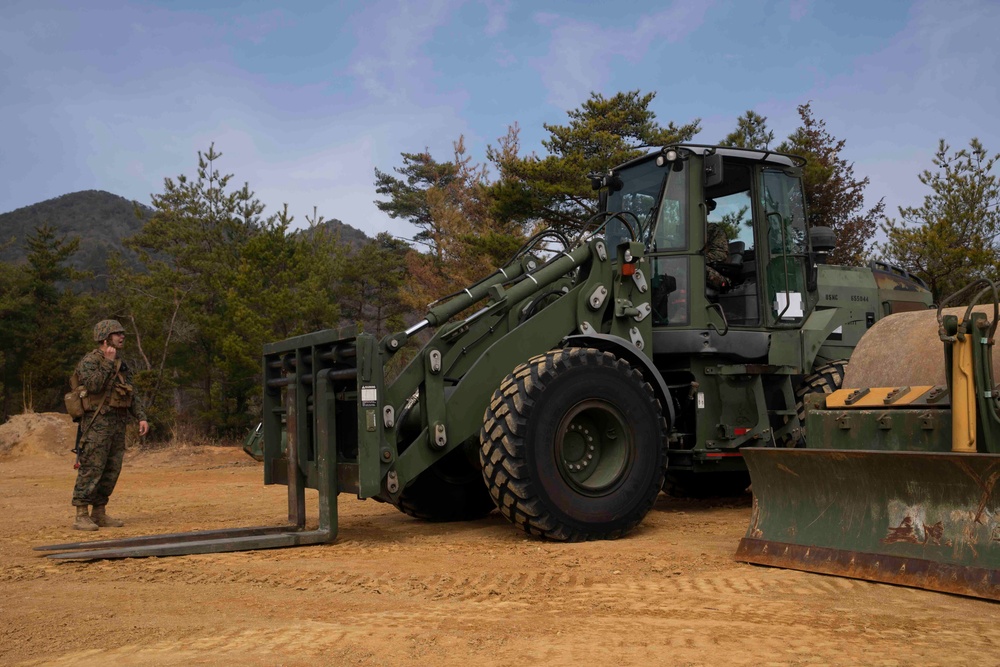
[{"xmin": 1, "ymin": 413, "xmax": 997, "ymax": 667}]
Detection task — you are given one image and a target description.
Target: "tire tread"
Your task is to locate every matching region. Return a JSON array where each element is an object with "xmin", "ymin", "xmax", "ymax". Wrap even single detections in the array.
[{"xmin": 480, "ymin": 347, "xmax": 667, "ymax": 542}]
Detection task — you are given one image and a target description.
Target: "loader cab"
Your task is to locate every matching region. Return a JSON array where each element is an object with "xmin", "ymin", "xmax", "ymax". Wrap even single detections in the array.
[{"xmin": 605, "ymin": 145, "xmax": 811, "ymax": 337}]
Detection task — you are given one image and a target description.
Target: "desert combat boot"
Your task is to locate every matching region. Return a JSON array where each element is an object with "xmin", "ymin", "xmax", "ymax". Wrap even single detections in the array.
[
  {"xmin": 91, "ymin": 505, "xmax": 125, "ymax": 528},
  {"xmin": 73, "ymin": 505, "xmax": 98, "ymax": 531}
]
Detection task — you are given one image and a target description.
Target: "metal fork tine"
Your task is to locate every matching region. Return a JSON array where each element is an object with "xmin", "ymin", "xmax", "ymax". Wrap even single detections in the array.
[
  {"xmin": 34, "ymin": 524, "xmax": 299, "ymax": 552},
  {"xmin": 43, "ymin": 529, "xmax": 332, "ymax": 560}
]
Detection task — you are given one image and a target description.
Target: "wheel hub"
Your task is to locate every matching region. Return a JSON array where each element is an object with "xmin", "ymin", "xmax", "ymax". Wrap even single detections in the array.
[
  {"xmin": 556, "ymin": 400, "xmax": 632, "ymax": 495},
  {"xmin": 562, "ymin": 423, "xmax": 597, "ymax": 472}
]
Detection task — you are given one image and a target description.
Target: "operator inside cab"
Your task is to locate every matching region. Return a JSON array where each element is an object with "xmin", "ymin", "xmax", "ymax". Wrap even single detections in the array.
[{"xmin": 704, "ymin": 198, "xmax": 730, "ymax": 295}]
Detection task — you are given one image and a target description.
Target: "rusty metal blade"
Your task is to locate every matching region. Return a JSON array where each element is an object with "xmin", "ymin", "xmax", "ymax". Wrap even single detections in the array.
[
  {"xmin": 736, "ymin": 538, "xmax": 1000, "ymax": 601},
  {"xmin": 736, "ymin": 448, "xmax": 1000, "ymax": 601}
]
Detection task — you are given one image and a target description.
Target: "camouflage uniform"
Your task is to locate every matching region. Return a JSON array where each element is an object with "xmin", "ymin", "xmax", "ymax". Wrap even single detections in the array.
[
  {"xmin": 71, "ymin": 349, "xmax": 146, "ymax": 508},
  {"xmin": 705, "ymin": 223, "xmax": 730, "ymax": 290}
]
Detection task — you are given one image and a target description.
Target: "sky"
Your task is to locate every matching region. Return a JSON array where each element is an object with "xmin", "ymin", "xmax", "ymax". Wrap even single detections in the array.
[{"xmin": 2, "ymin": 0, "xmax": 999, "ymax": 243}]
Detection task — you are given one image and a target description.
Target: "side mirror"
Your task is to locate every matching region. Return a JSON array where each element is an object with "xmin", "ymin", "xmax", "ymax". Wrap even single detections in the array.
[
  {"xmin": 807, "ymin": 226, "xmax": 836, "ymax": 288},
  {"xmin": 704, "ymin": 154, "xmax": 723, "ymax": 188},
  {"xmin": 590, "ymin": 172, "xmax": 623, "ymax": 193},
  {"xmin": 809, "ymin": 226, "xmax": 836, "ymax": 254}
]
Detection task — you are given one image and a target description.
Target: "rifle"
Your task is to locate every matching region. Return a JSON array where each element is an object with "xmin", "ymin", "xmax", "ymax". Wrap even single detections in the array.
[
  {"xmin": 72, "ymin": 422, "xmax": 83, "ymax": 470},
  {"xmin": 70, "ymin": 359, "xmax": 120, "ymax": 470}
]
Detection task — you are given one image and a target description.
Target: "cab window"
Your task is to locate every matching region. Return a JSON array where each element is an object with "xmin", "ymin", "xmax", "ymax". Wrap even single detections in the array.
[
  {"xmin": 762, "ymin": 169, "xmax": 807, "ymax": 255},
  {"xmin": 605, "ymin": 160, "xmax": 667, "ymax": 253},
  {"xmin": 652, "ymin": 164, "xmax": 689, "ymax": 251}
]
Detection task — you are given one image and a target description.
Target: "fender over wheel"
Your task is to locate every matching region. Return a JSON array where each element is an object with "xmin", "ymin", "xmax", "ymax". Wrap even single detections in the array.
[{"xmin": 480, "ymin": 347, "xmax": 668, "ymax": 541}]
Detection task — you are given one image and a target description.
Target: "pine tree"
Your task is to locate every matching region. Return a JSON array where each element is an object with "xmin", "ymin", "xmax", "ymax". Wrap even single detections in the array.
[
  {"xmin": 0, "ymin": 227, "xmax": 91, "ymax": 415},
  {"xmin": 120, "ymin": 145, "xmax": 287, "ymax": 436},
  {"xmin": 338, "ymin": 232, "xmax": 410, "ymax": 336},
  {"xmin": 489, "ymin": 90, "xmax": 700, "ymax": 233},
  {"xmin": 778, "ymin": 103, "xmax": 883, "ymax": 266},
  {"xmin": 375, "ymin": 137, "xmax": 525, "ymax": 310},
  {"xmin": 721, "ymin": 110, "xmax": 774, "ymax": 150},
  {"xmin": 374, "ymin": 147, "xmax": 462, "ymax": 263},
  {"xmin": 878, "ymin": 138, "xmax": 1000, "ymax": 300}
]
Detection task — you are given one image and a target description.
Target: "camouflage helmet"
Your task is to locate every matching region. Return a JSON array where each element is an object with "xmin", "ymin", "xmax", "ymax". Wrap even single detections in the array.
[{"xmin": 93, "ymin": 319, "xmax": 126, "ymax": 342}]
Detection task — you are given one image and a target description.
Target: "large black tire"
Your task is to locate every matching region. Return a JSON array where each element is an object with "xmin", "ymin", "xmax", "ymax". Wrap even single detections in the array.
[
  {"xmin": 393, "ymin": 446, "xmax": 496, "ymax": 521},
  {"xmin": 785, "ymin": 359, "xmax": 848, "ymax": 447},
  {"xmin": 480, "ymin": 348, "xmax": 668, "ymax": 541}
]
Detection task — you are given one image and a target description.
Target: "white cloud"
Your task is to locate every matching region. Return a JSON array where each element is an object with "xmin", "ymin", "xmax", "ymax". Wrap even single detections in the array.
[
  {"xmin": 231, "ymin": 9, "xmax": 295, "ymax": 45},
  {"xmin": 482, "ymin": 0, "xmax": 511, "ymax": 36},
  {"xmin": 794, "ymin": 0, "xmax": 1000, "ymax": 217},
  {"xmin": 788, "ymin": 0, "xmax": 810, "ymax": 22},
  {"xmin": 8, "ymin": 0, "xmax": 995, "ymax": 252},
  {"xmin": 533, "ymin": 1, "xmax": 712, "ymax": 108},
  {"xmin": 348, "ymin": 0, "xmax": 461, "ymax": 104}
]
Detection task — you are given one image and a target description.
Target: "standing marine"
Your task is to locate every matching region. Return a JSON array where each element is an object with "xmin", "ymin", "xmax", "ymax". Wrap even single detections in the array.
[{"xmin": 71, "ymin": 319, "xmax": 149, "ymax": 531}]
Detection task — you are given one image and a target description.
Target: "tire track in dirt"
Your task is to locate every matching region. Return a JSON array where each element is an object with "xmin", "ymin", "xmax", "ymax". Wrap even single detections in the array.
[
  {"xmin": 9, "ymin": 429, "xmax": 999, "ymax": 667},
  {"xmin": 11, "ymin": 550, "xmax": 961, "ymax": 629},
  {"xmin": 0, "ymin": 551, "xmax": 952, "ymax": 612},
  {"xmin": 11, "ymin": 551, "xmax": 588, "ymax": 598},
  {"xmin": 10, "ymin": 550, "xmax": 997, "ymax": 667},
  {"xmin": 17, "ymin": 603, "xmax": 991, "ymax": 667},
  {"xmin": 16, "ymin": 624, "xmax": 361, "ymax": 667}
]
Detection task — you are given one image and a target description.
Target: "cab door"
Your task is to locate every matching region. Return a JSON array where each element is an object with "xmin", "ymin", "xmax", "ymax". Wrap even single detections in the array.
[{"xmin": 759, "ymin": 168, "xmax": 809, "ymax": 327}]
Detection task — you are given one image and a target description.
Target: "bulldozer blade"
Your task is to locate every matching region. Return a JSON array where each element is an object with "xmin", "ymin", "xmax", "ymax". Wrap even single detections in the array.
[
  {"xmin": 735, "ymin": 448, "xmax": 1000, "ymax": 601},
  {"xmin": 35, "ymin": 526, "xmax": 332, "ymax": 560}
]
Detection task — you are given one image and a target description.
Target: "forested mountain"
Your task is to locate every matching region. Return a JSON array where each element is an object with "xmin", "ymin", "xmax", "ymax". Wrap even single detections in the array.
[
  {"xmin": 303, "ymin": 217, "xmax": 370, "ymax": 249},
  {"xmin": 0, "ymin": 191, "xmax": 149, "ymax": 281},
  {"xmin": 0, "ymin": 191, "xmax": 371, "ymax": 279},
  {"xmin": 0, "ymin": 182, "xmax": 377, "ymax": 424}
]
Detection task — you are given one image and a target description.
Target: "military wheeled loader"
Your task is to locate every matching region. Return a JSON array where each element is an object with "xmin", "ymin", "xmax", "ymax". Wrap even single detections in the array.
[{"xmin": 38, "ymin": 144, "xmax": 931, "ymax": 560}]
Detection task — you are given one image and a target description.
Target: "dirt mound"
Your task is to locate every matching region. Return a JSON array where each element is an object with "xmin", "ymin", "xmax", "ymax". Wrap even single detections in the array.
[
  {"xmin": 128, "ymin": 443, "xmax": 257, "ymax": 468},
  {"xmin": 0, "ymin": 412, "xmax": 254, "ymax": 468},
  {"xmin": 0, "ymin": 411, "xmax": 76, "ymax": 460}
]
